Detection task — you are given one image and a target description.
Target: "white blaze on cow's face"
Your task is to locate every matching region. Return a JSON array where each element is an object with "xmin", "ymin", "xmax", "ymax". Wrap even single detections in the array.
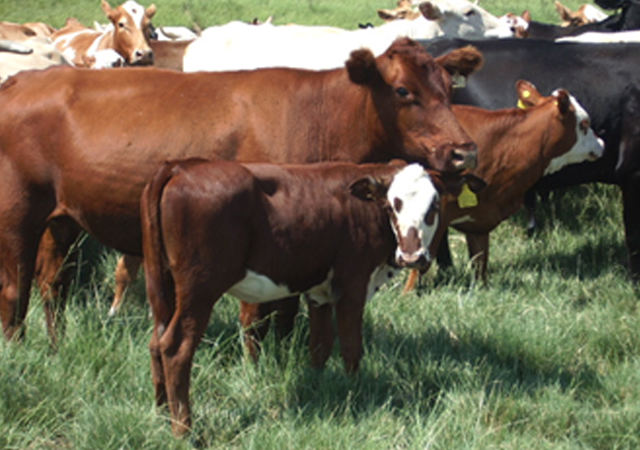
[
  {"xmin": 545, "ymin": 91, "xmax": 605, "ymax": 175},
  {"xmin": 387, "ymin": 164, "xmax": 439, "ymax": 268}
]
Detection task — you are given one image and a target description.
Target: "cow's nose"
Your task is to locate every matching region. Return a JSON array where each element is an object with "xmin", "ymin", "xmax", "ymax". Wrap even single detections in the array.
[
  {"xmin": 452, "ymin": 142, "xmax": 478, "ymax": 170},
  {"xmin": 133, "ymin": 49, "xmax": 154, "ymax": 64},
  {"xmin": 396, "ymin": 250, "xmax": 429, "ymax": 269}
]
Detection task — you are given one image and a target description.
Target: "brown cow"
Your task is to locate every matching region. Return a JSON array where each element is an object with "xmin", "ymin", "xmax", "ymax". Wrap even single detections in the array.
[
  {"xmin": 51, "ymin": 0, "xmax": 155, "ymax": 67},
  {"xmin": 141, "ymin": 159, "xmax": 484, "ymax": 435},
  {"xmin": 402, "ymin": 80, "xmax": 604, "ymax": 291},
  {"xmin": 0, "ymin": 38, "xmax": 482, "ymax": 343}
]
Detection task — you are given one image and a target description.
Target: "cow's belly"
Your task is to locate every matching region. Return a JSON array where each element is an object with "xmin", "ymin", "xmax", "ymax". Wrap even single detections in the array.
[{"xmin": 227, "ymin": 264, "xmax": 396, "ymax": 305}]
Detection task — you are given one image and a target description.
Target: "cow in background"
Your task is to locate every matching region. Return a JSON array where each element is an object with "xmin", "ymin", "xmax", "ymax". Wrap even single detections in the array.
[
  {"xmin": 51, "ymin": 0, "xmax": 155, "ymax": 67},
  {"xmin": 506, "ymin": 0, "xmax": 640, "ymax": 39},
  {"xmin": 183, "ymin": 0, "xmax": 512, "ymax": 72},
  {"xmin": 402, "ymin": 81, "xmax": 604, "ymax": 290},
  {"xmin": 555, "ymin": 1, "xmax": 608, "ymax": 27},
  {"xmin": 0, "ymin": 37, "xmax": 71, "ymax": 83},
  {"xmin": 141, "ymin": 159, "xmax": 484, "ymax": 435},
  {"xmin": 422, "ymin": 37, "xmax": 640, "ymax": 283},
  {"xmin": 0, "ymin": 21, "xmax": 56, "ymax": 40}
]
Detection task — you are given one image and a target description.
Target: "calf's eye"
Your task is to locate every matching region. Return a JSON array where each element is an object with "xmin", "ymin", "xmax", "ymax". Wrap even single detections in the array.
[{"xmin": 396, "ymin": 87, "xmax": 410, "ymax": 98}]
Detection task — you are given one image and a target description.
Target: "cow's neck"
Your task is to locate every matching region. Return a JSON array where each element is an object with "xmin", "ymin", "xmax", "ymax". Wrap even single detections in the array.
[
  {"xmin": 300, "ymin": 72, "xmax": 398, "ymax": 164},
  {"xmin": 451, "ymin": 106, "xmax": 557, "ymax": 223}
]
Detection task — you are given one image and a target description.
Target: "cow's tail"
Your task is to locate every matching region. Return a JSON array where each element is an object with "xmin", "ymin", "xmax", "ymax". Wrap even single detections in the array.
[{"xmin": 140, "ymin": 161, "xmax": 180, "ymax": 327}]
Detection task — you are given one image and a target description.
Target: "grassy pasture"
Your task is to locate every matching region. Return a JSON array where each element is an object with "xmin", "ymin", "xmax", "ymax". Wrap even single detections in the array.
[{"xmin": 1, "ymin": 1, "xmax": 638, "ymax": 448}]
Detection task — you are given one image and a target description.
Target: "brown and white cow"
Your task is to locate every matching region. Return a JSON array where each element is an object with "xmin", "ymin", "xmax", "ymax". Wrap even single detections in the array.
[
  {"xmin": 402, "ymin": 80, "xmax": 604, "ymax": 291},
  {"xmin": 51, "ymin": 0, "xmax": 155, "ymax": 67},
  {"xmin": 555, "ymin": 1, "xmax": 608, "ymax": 27},
  {"xmin": 0, "ymin": 38, "xmax": 482, "ymax": 343},
  {"xmin": 0, "ymin": 21, "xmax": 56, "ymax": 41},
  {"xmin": 141, "ymin": 159, "xmax": 483, "ymax": 435}
]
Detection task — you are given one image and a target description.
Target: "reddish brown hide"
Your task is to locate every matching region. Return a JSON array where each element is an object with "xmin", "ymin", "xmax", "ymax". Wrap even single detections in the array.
[
  {"xmin": 0, "ymin": 37, "xmax": 482, "ymax": 343},
  {"xmin": 141, "ymin": 159, "xmax": 474, "ymax": 435},
  {"xmin": 403, "ymin": 80, "xmax": 603, "ymax": 290}
]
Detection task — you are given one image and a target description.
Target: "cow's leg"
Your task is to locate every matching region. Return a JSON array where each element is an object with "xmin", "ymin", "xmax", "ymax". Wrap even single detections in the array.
[
  {"xmin": 308, "ymin": 301, "xmax": 334, "ymax": 369},
  {"xmin": 35, "ymin": 218, "xmax": 81, "ymax": 346},
  {"xmin": 0, "ymin": 237, "xmax": 40, "ymax": 341},
  {"xmin": 334, "ymin": 284, "xmax": 366, "ymax": 374},
  {"xmin": 436, "ymin": 228, "xmax": 453, "ymax": 268},
  {"xmin": 524, "ymin": 190, "xmax": 538, "ymax": 237},
  {"xmin": 109, "ymin": 254, "xmax": 142, "ymax": 316},
  {"xmin": 622, "ymin": 173, "xmax": 640, "ymax": 283},
  {"xmin": 0, "ymin": 207, "xmax": 51, "ymax": 340},
  {"xmin": 239, "ymin": 296, "xmax": 300, "ymax": 361},
  {"xmin": 158, "ymin": 285, "xmax": 219, "ymax": 436},
  {"xmin": 465, "ymin": 232, "xmax": 489, "ymax": 283}
]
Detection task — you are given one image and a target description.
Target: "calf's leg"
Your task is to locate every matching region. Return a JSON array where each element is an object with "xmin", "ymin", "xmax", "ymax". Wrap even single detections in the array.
[
  {"xmin": 308, "ymin": 301, "xmax": 334, "ymax": 369},
  {"xmin": 239, "ymin": 296, "xmax": 300, "ymax": 361}
]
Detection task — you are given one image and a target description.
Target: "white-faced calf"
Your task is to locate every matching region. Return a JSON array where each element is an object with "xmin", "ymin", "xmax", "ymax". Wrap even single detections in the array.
[{"xmin": 141, "ymin": 159, "xmax": 482, "ymax": 435}]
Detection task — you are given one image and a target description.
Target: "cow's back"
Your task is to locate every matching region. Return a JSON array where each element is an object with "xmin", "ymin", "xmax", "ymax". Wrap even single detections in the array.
[{"xmin": 0, "ymin": 66, "xmax": 368, "ymax": 253}]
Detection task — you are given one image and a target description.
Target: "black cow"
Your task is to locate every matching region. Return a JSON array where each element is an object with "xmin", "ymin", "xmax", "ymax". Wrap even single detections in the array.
[
  {"xmin": 518, "ymin": 0, "xmax": 640, "ymax": 39},
  {"xmin": 422, "ymin": 38, "xmax": 640, "ymax": 281}
]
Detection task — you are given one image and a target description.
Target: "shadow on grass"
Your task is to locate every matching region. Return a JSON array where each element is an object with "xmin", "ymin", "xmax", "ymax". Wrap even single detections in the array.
[{"xmin": 189, "ymin": 306, "xmax": 601, "ymax": 435}]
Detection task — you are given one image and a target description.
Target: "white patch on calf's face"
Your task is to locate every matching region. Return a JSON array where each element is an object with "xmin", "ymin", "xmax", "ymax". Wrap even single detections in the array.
[
  {"xmin": 545, "ymin": 91, "xmax": 605, "ymax": 175},
  {"xmin": 386, "ymin": 164, "xmax": 439, "ymax": 266}
]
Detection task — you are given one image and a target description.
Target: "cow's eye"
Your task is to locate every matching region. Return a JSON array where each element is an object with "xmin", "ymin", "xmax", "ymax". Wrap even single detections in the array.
[
  {"xmin": 118, "ymin": 22, "xmax": 126, "ymax": 29},
  {"xmin": 464, "ymin": 9, "xmax": 476, "ymax": 16},
  {"xmin": 396, "ymin": 87, "xmax": 410, "ymax": 97}
]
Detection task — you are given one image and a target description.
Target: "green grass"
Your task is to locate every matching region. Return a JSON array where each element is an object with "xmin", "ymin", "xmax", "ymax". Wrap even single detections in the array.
[{"xmin": 1, "ymin": 1, "xmax": 636, "ymax": 448}]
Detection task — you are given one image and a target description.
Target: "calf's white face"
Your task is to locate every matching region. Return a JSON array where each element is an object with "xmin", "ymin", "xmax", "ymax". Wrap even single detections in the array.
[
  {"xmin": 386, "ymin": 164, "xmax": 440, "ymax": 268},
  {"xmin": 545, "ymin": 91, "xmax": 605, "ymax": 175}
]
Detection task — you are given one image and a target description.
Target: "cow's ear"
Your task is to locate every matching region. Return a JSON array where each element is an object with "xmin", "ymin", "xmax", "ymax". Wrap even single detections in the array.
[
  {"xmin": 555, "ymin": 1, "xmax": 572, "ymax": 22},
  {"xmin": 554, "ymin": 89, "xmax": 571, "ymax": 115},
  {"xmin": 146, "ymin": 4, "xmax": 157, "ymax": 19},
  {"xmin": 435, "ymin": 46, "xmax": 483, "ymax": 88},
  {"xmin": 101, "ymin": 0, "xmax": 114, "ymax": 17},
  {"xmin": 516, "ymin": 79, "xmax": 544, "ymax": 108},
  {"xmin": 419, "ymin": 2, "xmax": 442, "ymax": 21},
  {"xmin": 346, "ymin": 48, "xmax": 379, "ymax": 85},
  {"xmin": 350, "ymin": 176, "xmax": 388, "ymax": 202}
]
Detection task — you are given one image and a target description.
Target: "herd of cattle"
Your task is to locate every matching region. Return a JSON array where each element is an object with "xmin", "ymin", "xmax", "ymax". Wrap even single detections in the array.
[{"xmin": 1, "ymin": 0, "xmax": 638, "ymax": 436}]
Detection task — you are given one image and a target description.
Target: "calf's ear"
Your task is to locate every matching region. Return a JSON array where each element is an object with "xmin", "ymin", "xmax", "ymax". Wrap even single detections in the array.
[
  {"xmin": 350, "ymin": 176, "xmax": 388, "ymax": 201},
  {"xmin": 346, "ymin": 48, "xmax": 380, "ymax": 85},
  {"xmin": 516, "ymin": 79, "xmax": 543, "ymax": 108}
]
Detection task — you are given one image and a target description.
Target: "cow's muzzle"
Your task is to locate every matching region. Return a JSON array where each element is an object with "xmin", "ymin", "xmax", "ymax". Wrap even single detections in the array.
[
  {"xmin": 451, "ymin": 142, "xmax": 478, "ymax": 170},
  {"xmin": 396, "ymin": 250, "xmax": 429, "ymax": 271}
]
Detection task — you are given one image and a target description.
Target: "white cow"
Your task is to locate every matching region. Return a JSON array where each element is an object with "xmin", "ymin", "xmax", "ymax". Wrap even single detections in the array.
[
  {"xmin": 0, "ymin": 37, "xmax": 71, "ymax": 83},
  {"xmin": 183, "ymin": 0, "xmax": 515, "ymax": 72}
]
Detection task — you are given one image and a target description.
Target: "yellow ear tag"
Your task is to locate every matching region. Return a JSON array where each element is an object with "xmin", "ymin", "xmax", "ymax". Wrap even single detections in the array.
[
  {"xmin": 517, "ymin": 89, "xmax": 531, "ymax": 109},
  {"xmin": 457, "ymin": 183, "xmax": 478, "ymax": 208}
]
